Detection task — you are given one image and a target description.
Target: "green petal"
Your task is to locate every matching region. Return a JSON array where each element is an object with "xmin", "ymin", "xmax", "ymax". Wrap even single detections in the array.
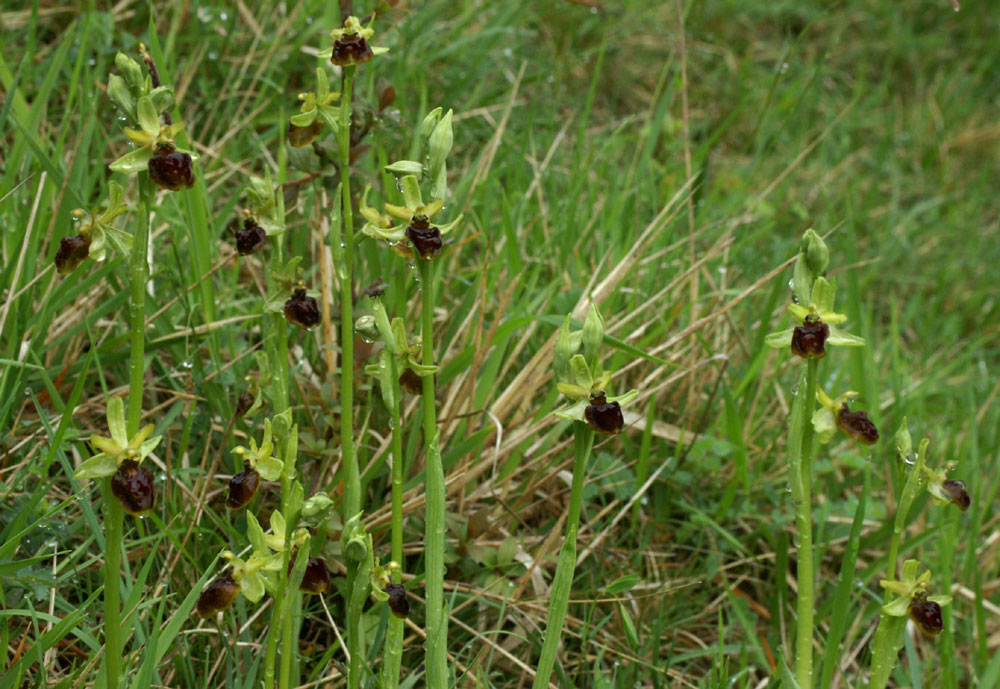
[
  {"xmin": 317, "ymin": 47, "xmax": 333, "ymax": 59},
  {"xmin": 927, "ymin": 594, "xmax": 952, "ymax": 606},
  {"xmin": 764, "ymin": 329, "xmax": 795, "ymax": 348},
  {"xmin": 74, "ymin": 454, "xmax": 119, "ymax": 480},
  {"xmin": 826, "ymin": 326, "xmax": 865, "ymax": 347},
  {"xmin": 106, "ymin": 398, "xmax": 128, "ymax": 447},
  {"xmin": 109, "ymin": 147, "xmax": 154, "ymax": 174}
]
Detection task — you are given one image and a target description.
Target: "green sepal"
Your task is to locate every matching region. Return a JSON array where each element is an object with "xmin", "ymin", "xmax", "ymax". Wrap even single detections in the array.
[
  {"xmin": 826, "ymin": 325, "xmax": 865, "ymax": 347},
  {"xmin": 74, "ymin": 454, "xmax": 119, "ymax": 480},
  {"xmin": 149, "ymin": 86, "xmax": 174, "ymax": 116},
  {"xmin": 378, "ymin": 351, "xmax": 397, "ymax": 411},
  {"xmin": 569, "ymin": 354, "xmax": 593, "ymax": 390},
  {"xmin": 810, "ymin": 277, "xmax": 836, "ymax": 313},
  {"xmin": 247, "ymin": 511, "xmax": 269, "ymax": 554},
  {"xmin": 384, "ymin": 160, "xmax": 423, "ymax": 177},
  {"xmin": 554, "ymin": 399, "xmax": 588, "ymax": 422},
  {"xmin": 764, "ymin": 328, "xmax": 795, "ymax": 348},
  {"xmin": 895, "ymin": 418, "xmax": 913, "ymax": 461},
  {"xmin": 107, "ymin": 73, "xmax": 136, "ymax": 124},
  {"xmin": 399, "ymin": 175, "xmax": 422, "ymax": 210},
  {"xmin": 109, "ymin": 147, "xmax": 155, "ymax": 173},
  {"xmin": 290, "ymin": 109, "xmax": 317, "ymax": 127},
  {"xmin": 107, "ymin": 397, "xmax": 128, "ymax": 446},
  {"xmin": 136, "ymin": 96, "xmax": 160, "ymax": 135}
]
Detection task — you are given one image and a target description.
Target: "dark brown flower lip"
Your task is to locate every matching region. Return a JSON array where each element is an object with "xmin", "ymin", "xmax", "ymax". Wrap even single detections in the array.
[
  {"xmin": 236, "ymin": 219, "xmax": 268, "ymax": 256},
  {"xmin": 297, "ymin": 556, "xmax": 331, "ymax": 594},
  {"xmin": 235, "ymin": 391, "xmax": 254, "ymax": 417},
  {"xmin": 148, "ymin": 147, "xmax": 195, "ymax": 191},
  {"xmin": 385, "ymin": 583, "xmax": 410, "ymax": 619},
  {"xmin": 405, "ymin": 221, "xmax": 443, "ymax": 260},
  {"xmin": 283, "ymin": 288, "xmax": 321, "ymax": 330},
  {"xmin": 908, "ymin": 594, "xmax": 944, "ymax": 636},
  {"xmin": 330, "ymin": 34, "xmax": 374, "ymax": 66},
  {"xmin": 791, "ymin": 318, "xmax": 829, "ymax": 359},
  {"xmin": 111, "ymin": 459, "xmax": 156, "ymax": 516},
  {"xmin": 196, "ymin": 573, "xmax": 241, "ymax": 618},
  {"xmin": 584, "ymin": 391, "xmax": 625, "ymax": 435},
  {"xmin": 835, "ymin": 405, "xmax": 879, "ymax": 445},
  {"xmin": 227, "ymin": 465, "xmax": 261, "ymax": 510},
  {"xmin": 288, "ymin": 119, "xmax": 325, "ymax": 148},
  {"xmin": 55, "ymin": 234, "xmax": 91, "ymax": 275},
  {"xmin": 941, "ymin": 479, "xmax": 971, "ymax": 511}
]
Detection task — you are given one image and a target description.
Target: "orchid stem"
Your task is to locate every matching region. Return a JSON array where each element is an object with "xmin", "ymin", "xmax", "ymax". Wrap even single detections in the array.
[{"xmin": 792, "ymin": 359, "xmax": 818, "ymax": 688}]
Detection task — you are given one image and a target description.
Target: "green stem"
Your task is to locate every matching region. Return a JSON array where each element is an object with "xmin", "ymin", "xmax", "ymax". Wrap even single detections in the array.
[
  {"xmin": 103, "ymin": 176, "xmax": 153, "ymax": 689},
  {"xmin": 381, "ymin": 355, "xmax": 405, "ymax": 689},
  {"xmin": 532, "ymin": 423, "xmax": 594, "ymax": 689},
  {"xmin": 419, "ymin": 259, "xmax": 447, "ymax": 689},
  {"xmin": 264, "ymin": 597, "xmax": 282, "ymax": 689},
  {"xmin": 792, "ymin": 359, "xmax": 818, "ymax": 689},
  {"xmin": 335, "ymin": 64, "xmax": 363, "ymax": 689},
  {"xmin": 102, "ymin": 484, "xmax": 123, "ymax": 689},
  {"xmin": 339, "ymin": 65, "xmax": 359, "ymax": 518}
]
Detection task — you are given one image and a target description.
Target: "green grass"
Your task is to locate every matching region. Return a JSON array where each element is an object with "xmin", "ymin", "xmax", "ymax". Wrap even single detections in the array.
[{"xmin": 2, "ymin": 1, "xmax": 998, "ymax": 687}]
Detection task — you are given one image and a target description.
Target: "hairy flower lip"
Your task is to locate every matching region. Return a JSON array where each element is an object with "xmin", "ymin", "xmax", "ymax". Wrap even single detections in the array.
[
  {"xmin": 283, "ymin": 288, "xmax": 321, "ymax": 330},
  {"xmin": 835, "ymin": 404, "xmax": 879, "ymax": 445},
  {"xmin": 148, "ymin": 146, "xmax": 195, "ymax": 191},
  {"xmin": 291, "ymin": 556, "xmax": 331, "ymax": 594},
  {"xmin": 385, "ymin": 583, "xmax": 410, "ymax": 619},
  {"xmin": 584, "ymin": 391, "xmax": 625, "ymax": 435},
  {"xmin": 227, "ymin": 464, "xmax": 261, "ymax": 510},
  {"xmin": 235, "ymin": 219, "xmax": 268, "ymax": 256},
  {"xmin": 111, "ymin": 459, "xmax": 156, "ymax": 515},
  {"xmin": 908, "ymin": 594, "xmax": 944, "ymax": 636},
  {"xmin": 288, "ymin": 119, "xmax": 325, "ymax": 148},
  {"xmin": 791, "ymin": 318, "xmax": 829, "ymax": 359},
  {"xmin": 405, "ymin": 218, "xmax": 443, "ymax": 260},
  {"xmin": 331, "ymin": 33, "xmax": 375, "ymax": 66},
  {"xmin": 55, "ymin": 234, "xmax": 91, "ymax": 275},
  {"xmin": 196, "ymin": 573, "xmax": 241, "ymax": 618},
  {"xmin": 941, "ymin": 479, "xmax": 971, "ymax": 511}
]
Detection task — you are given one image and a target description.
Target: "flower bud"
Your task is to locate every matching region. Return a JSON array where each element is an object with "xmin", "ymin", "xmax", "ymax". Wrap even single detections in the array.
[
  {"xmin": 385, "ymin": 583, "xmax": 410, "ymax": 619},
  {"xmin": 148, "ymin": 143, "xmax": 195, "ymax": 191},
  {"xmin": 405, "ymin": 215, "xmax": 443, "ymax": 260},
  {"xmin": 384, "ymin": 160, "xmax": 424, "ymax": 177},
  {"xmin": 553, "ymin": 315, "xmax": 581, "ymax": 386},
  {"xmin": 196, "ymin": 574, "xmax": 241, "ymax": 618},
  {"xmin": 55, "ymin": 234, "xmax": 91, "ymax": 275},
  {"xmin": 790, "ymin": 317, "xmax": 829, "ymax": 359},
  {"xmin": 111, "ymin": 459, "xmax": 156, "ymax": 515},
  {"xmin": 115, "ymin": 52, "xmax": 144, "ymax": 92},
  {"xmin": 584, "ymin": 392, "xmax": 624, "ymax": 435},
  {"xmin": 834, "ymin": 405, "xmax": 879, "ymax": 445},
  {"xmin": 355, "ymin": 315, "xmax": 379, "ymax": 342},
  {"xmin": 302, "ymin": 492, "xmax": 335, "ymax": 518},
  {"xmin": 582, "ymin": 305, "xmax": 604, "ymax": 372},
  {"xmin": 801, "ymin": 229, "xmax": 829, "ymax": 276},
  {"xmin": 908, "ymin": 593, "xmax": 944, "ymax": 636},
  {"xmin": 284, "ymin": 289, "xmax": 321, "ymax": 330},
  {"xmin": 235, "ymin": 219, "xmax": 268, "ymax": 256},
  {"xmin": 427, "ymin": 109, "xmax": 453, "ymax": 172},
  {"xmin": 227, "ymin": 463, "xmax": 261, "ymax": 510}
]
